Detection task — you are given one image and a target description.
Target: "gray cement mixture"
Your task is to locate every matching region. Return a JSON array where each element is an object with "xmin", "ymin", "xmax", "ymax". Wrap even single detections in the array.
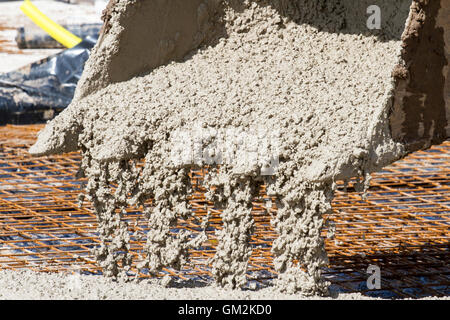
[
  {"xmin": 0, "ymin": 269, "xmax": 377, "ymax": 300},
  {"xmin": 29, "ymin": 0, "xmax": 417, "ymax": 296},
  {"xmin": 2, "ymin": 269, "xmax": 450, "ymax": 300}
]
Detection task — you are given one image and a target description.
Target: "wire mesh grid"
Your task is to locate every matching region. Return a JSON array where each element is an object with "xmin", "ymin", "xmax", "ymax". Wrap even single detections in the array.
[{"xmin": 0, "ymin": 124, "xmax": 448, "ymax": 299}]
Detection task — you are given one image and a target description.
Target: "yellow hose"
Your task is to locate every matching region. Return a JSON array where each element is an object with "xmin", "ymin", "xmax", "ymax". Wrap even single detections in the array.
[{"xmin": 20, "ymin": 0, "xmax": 82, "ymax": 48}]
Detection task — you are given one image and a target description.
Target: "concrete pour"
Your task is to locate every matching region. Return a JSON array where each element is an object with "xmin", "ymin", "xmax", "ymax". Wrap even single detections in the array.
[{"xmin": 29, "ymin": 0, "xmax": 421, "ymax": 296}]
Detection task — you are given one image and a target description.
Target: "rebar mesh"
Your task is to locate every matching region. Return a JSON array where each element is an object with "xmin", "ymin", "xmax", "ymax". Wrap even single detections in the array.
[{"xmin": 0, "ymin": 124, "xmax": 448, "ymax": 299}]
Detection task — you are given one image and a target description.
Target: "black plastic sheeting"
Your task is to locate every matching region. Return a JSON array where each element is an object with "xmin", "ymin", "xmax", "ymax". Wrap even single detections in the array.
[
  {"xmin": 0, "ymin": 36, "xmax": 96, "ymax": 125},
  {"xmin": 16, "ymin": 23, "xmax": 102, "ymax": 49}
]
